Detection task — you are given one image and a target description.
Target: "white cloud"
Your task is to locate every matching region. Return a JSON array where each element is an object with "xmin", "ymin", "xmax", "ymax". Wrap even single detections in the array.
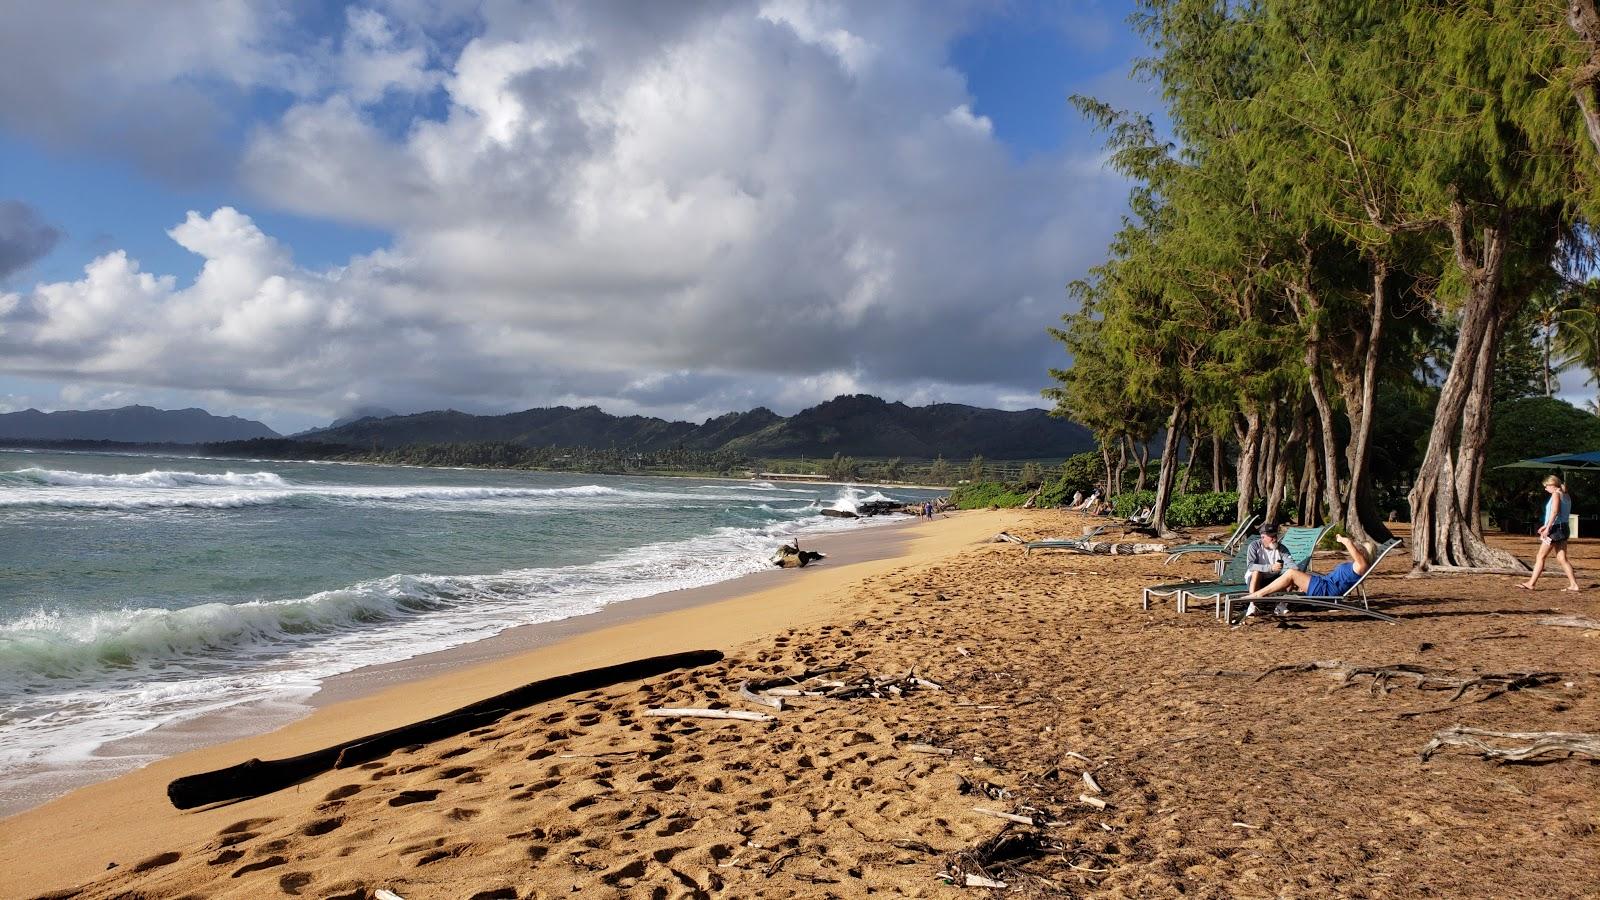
[{"xmin": 0, "ymin": 2, "xmax": 1130, "ymax": 426}]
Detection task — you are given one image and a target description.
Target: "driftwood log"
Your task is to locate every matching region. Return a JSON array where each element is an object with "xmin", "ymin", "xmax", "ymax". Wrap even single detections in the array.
[
  {"xmin": 1420, "ymin": 726, "xmax": 1600, "ymax": 762},
  {"xmin": 770, "ymin": 541, "xmax": 825, "ymax": 567},
  {"xmin": 166, "ymin": 649, "xmax": 724, "ymax": 810},
  {"xmin": 1252, "ymin": 660, "xmax": 1564, "ymax": 703},
  {"xmin": 1539, "ymin": 615, "xmax": 1600, "ymax": 630}
]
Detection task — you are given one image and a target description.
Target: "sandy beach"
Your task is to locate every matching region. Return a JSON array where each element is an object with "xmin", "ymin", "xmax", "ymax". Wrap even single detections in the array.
[{"xmin": 7, "ymin": 508, "xmax": 1600, "ymax": 899}]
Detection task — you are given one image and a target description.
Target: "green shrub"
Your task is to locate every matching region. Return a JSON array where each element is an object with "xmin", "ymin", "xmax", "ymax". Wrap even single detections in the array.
[
  {"xmin": 1111, "ymin": 490, "xmax": 1156, "ymax": 518},
  {"xmin": 950, "ymin": 481, "xmax": 1034, "ymax": 509},
  {"xmin": 1165, "ymin": 492, "xmax": 1236, "ymax": 527}
]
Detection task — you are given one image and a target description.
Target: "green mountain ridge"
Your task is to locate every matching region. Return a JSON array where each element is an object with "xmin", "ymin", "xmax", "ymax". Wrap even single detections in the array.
[{"xmin": 303, "ymin": 394, "xmax": 1093, "ymax": 460}]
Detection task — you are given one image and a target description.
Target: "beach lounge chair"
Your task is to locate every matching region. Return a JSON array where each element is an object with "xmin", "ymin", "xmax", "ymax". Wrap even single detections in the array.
[
  {"xmin": 1024, "ymin": 525, "xmax": 1108, "ymax": 555},
  {"xmin": 1176, "ymin": 525, "xmax": 1329, "ymax": 619},
  {"xmin": 1222, "ymin": 538, "xmax": 1405, "ymax": 625},
  {"xmin": 1143, "ymin": 549, "xmax": 1251, "ymax": 613},
  {"xmin": 1163, "ymin": 514, "xmax": 1260, "ymax": 563}
]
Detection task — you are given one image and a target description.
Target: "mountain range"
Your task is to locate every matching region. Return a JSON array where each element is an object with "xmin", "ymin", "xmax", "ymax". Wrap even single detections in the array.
[
  {"xmin": 0, "ymin": 395, "xmax": 1095, "ymax": 459},
  {"xmin": 302, "ymin": 394, "xmax": 1093, "ymax": 459},
  {"xmin": 0, "ymin": 406, "xmax": 279, "ymax": 443}
]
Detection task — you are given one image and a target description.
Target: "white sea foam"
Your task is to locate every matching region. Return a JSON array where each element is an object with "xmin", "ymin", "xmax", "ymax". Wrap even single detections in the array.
[
  {"xmin": 0, "ymin": 468, "xmax": 626, "ymax": 511},
  {"xmin": 11, "ymin": 467, "xmax": 291, "ymax": 488}
]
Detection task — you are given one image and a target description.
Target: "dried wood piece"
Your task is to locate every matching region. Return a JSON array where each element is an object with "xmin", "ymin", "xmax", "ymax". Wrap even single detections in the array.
[
  {"xmin": 972, "ymin": 807, "xmax": 1036, "ymax": 826},
  {"xmin": 1080, "ymin": 771, "xmax": 1102, "ymax": 794},
  {"xmin": 964, "ymin": 874, "xmax": 1008, "ymax": 889},
  {"xmin": 902, "ymin": 743, "xmax": 955, "ymax": 756},
  {"xmin": 1254, "ymin": 660, "xmax": 1566, "ymax": 707},
  {"xmin": 1078, "ymin": 794, "xmax": 1107, "ymax": 810},
  {"xmin": 375, "ymin": 891, "xmax": 405, "ymax": 900},
  {"xmin": 645, "ymin": 708, "xmax": 773, "ymax": 722},
  {"xmin": 1065, "ymin": 751, "xmax": 1093, "ymax": 765},
  {"xmin": 166, "ymin": 649, "xmax": 724, "ymax": 810},
  {"xmin": 738, "ymin": 681, "xmax": 785, "ymax": 711},
  {"xmin": 1539, "ymin": 615, "xmax": 1600, "ymax": 630},
  {"xmin": 1419, "ymin": 726, "xmax": 1600, "ymax": 762}
]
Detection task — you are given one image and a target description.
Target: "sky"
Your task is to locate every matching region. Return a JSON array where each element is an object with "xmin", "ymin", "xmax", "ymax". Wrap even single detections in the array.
[{"xmin": 0, "ymin": 0, "xmax": 1161, "ymax": 434}]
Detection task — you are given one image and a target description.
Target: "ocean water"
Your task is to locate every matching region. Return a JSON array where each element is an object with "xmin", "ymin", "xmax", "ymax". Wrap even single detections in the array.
[{"xmin": 0, "ymin": 450, "xmax": 934, "ymax": 808}]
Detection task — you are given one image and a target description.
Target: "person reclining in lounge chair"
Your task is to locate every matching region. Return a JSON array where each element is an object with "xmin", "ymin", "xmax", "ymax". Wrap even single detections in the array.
[{"xmin": 1239, "ymin": 533, "xmax": 1368, "ymax": 618}]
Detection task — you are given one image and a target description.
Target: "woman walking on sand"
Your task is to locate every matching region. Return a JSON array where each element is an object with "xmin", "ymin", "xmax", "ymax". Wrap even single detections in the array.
[{"xmin": 1521, "ymin": 474, "xmax": 1580, "ymax": 592}]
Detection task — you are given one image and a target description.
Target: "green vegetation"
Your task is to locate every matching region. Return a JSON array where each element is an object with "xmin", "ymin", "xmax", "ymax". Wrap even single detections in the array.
[
  {"xmin": 949, "ymin": 482, "xmax": 1037, "ymax": 509},
  {"xmin": 1045, "ymin": 0, "xmax": 1600, "ymax": 570}
]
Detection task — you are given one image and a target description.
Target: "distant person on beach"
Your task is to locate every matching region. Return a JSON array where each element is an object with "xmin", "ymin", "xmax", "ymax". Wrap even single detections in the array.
[
  {"xmin": 1240, "ymin": 533, "xmax": 1369, "ymax": 618},
  {"xmin": 1071, "ymin": 490, "xmax": 1084, "ymax": 508},
  {"xmin": 1244, "ymin": 523, "xmax": 1299, "ymax": 593},
  {"xmin": 1521, "ymin": 474, "xmax": 1579, "ymax": 592},
  {"xmin": 1076, "ymin": 488, "xmax": 1101, "ymax": 511}
]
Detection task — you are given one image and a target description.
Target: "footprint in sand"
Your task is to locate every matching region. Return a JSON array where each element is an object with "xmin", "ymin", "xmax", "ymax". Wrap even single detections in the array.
[
  {"xmin": 231, "ymin": 855, "xmax": 286, "ymax": 877},
  {"xmin": 300, "ymin": 816, "xmax": 344, "ymax": 837},
  {"xmin": 388, "ymin": 789, "xmax": 441, "ymax": 807},
  {"xmin": 217, "ymin": 817, "xmax": 275, "ymax": 836},
  {"xmin": 131, "ymin": 851, "xmax": 181, "ymax": 872},
  {"xmin": 278, "ymin": 872, "xmax": 313, "ymax": 895},
  {"xmin": 322, "ymin": 784, "xmax": 362, "ymax": 801}
]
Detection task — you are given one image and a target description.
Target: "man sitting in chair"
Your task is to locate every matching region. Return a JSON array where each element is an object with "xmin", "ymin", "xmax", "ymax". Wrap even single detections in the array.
[
  {"xmin": 1240, "ymin": 533, "xmax": 1368, "ymax": 618},
  {"xmin": 1244, "ymin": 524, "xmax": 1299, "ymax": 594}
]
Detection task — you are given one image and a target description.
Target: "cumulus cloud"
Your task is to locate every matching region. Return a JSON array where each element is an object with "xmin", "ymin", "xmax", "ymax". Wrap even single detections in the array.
[
  {"xmin": 1, "ymin": 1, "xmax": 1128, "ymax": 424},
  {"xmin": 0, "ymin": 202, "xmax": 61, "ymax": 281}
]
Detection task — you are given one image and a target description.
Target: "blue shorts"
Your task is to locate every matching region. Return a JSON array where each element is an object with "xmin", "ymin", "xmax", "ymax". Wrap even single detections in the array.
[{"xmin": 1305, "ymin": 562, "xmax": 1360, "ymax": 598}]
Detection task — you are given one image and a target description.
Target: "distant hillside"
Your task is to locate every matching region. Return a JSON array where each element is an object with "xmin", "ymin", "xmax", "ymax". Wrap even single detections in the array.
[
  {"xmin": 300, "ymin": 394, "xmax": 1093, "ymax": 459},
  {"xmin": 0, "ymin": 405, "xmax": 279, "ymax": 443},
  {"xmin": 724, "ymin": 395, "xmax": 1094, "ymax": 459},
  {"xmin": 328, "ymin": 405, "xmax": 398, "ymax": 429}
]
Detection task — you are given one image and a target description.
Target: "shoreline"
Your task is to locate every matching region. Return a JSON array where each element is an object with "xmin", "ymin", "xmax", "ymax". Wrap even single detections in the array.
[
  {"xmin": 0, "ymin": 516, "xmax": 923, "ymax": 821},
  {"xmin": 0, "ymin": 509, "xmax": 1009, "ymax": 898}
]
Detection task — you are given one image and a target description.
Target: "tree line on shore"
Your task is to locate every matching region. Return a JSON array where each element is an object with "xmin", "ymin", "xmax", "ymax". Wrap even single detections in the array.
[{"xmin": 1046, "ymin": 0, "xmax": 1600, "ymax": 571}]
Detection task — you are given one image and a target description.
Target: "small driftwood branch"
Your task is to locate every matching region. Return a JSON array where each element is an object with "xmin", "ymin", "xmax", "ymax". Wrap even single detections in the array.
[
  {"xmin": 1080, "ymin": 771, "xmax": 1102, "ymax": 794},
  {"xmin": 738, "ymin": 681, "xmax": 785, "ymax": 711},
  {"xmin": 902, "ymin": 743, "xmax": 955, "ymax": 756},
  {"xmin": 646, "ymin": 708, "xmax": 773, "ymax": 722},
  {"xmin": 1078, "ymin": 793, "xmax": 1107, "ymax": 810},
  {"xmin": 374, "ymin": 891, "xmax": 405, "ymax": 900},
  {"xmin": 972, "ymin": 807, "xmax": 1036, "ymax": 826},
  {"xmin": 1426, "ymin": 565, "xmax": 1530, "ymax": 576},
  {"xmin": 1539, "ymin": 615, "xmax": 1600, "ymax": 630},
  {"xmin": 1420, "ymin": 726, "xmax": 1600, "ymax": 762},
  {"xmin": 964, "ymin": 873, "xmax": 1008, "ymax": 889}
]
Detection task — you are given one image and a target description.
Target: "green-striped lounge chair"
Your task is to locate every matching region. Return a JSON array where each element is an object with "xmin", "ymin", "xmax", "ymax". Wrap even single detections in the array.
[
  {"xmin": 1180, "ymin": 525, "xmax": 1329, "ymax": 619},
  {"xmin": 1024, "ymin": 525, "xmax": 1108, "ymax": 555},
  {"xmin": 1163, "ymin": 514, "xmax": 1260, "ymax": 564},
  {"xmin": 1142, "ymin": 550, "xmax": 1252, "ymax": 613},
  {"xmin": 1223, "ymin": 538, "xmax": 1405, "ymax": 625}
]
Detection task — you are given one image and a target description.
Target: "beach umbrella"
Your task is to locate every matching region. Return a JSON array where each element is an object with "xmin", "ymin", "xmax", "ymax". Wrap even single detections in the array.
[{"xmin": 1495, "ymin": 450, "xmax": 1600, "ymax": 471}]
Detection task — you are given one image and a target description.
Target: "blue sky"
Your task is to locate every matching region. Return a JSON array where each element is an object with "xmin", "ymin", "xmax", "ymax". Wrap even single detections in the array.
[{"xmin": 0, "ymin": 1, "xmax": 1154, "ymax": 433}]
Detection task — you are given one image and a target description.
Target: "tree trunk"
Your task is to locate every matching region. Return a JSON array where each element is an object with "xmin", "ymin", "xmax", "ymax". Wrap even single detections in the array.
[
  {"xmin": 1408, "ymin": 204, "xmax": 1527, "ymax": 572},
  {"xmin": 1234, "ymin": 409, "xmax": 1263, "ymax": 525},
  {"xmin": 1258, "ymin": 401, "xmax": 1279, "ymax": 500},
  {"xmin": 1150, "ymin": 402, "xmax": 1187, "ymax": 537},
  {"xmin": 1112, "ymin": 439, "xmax": 1127, "ymax": 497},
  {"xmin": 1304, "ymin": 335, "xmax": 1344, "ymax": 532},
  {"xmin": 1178, "ymin": 426, "xmax": 1199, "ymax": 495},
  {"xmin": 1300, "ymin": 415, "xmax": 1323, "ymax": 526},
  {"xmin": 1337, "ymin": 261, "xmax": 1394, "ymax": 548},
  {"xmin": 1100, "ymin": 440, "xmax": 1114, "ymax": 496},
  {"xmin": 1266, "ymin": 410, "xmax": 1305, "ymax": 525},
  {"xmin": 1133, "ymin": 436, "xmax": 1150, "ymax": 493},
  {"xmin": 1212, "ymin": 434, "xmax": 1224, "ymax": 491},
  {"xmin": 1569, "ymin": 0, "xmax": 1600, "ymax": 167}
]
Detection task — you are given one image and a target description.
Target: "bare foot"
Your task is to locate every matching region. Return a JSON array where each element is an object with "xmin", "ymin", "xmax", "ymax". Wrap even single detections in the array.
[
  {"xmin": 1517, "ymin": 583, "xmax": 1535, "ymax": 590},
  {"xmin": 1563, "ymin": 585, "xmax": 1581, "ymax": 592}
]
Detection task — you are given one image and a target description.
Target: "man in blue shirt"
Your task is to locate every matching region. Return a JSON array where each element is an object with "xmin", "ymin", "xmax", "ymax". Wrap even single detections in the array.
[{"xmin": 1240, "ymin": 533, "xmax": 1369, "ymax": 617}]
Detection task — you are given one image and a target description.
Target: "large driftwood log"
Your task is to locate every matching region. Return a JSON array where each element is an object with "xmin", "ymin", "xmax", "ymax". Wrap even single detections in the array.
[
  {"xmin": 166, "ymin": 649, "xmax": 724, "ymax": 810},
  {"xmin": 1420, "ymin": 726, "xmax": 1600, "ymax": 762}
]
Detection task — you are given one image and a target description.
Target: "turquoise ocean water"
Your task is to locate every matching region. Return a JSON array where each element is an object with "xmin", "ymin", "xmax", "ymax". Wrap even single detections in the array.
[{"xmin": 0, "ymin": 449, "xmax": 933, "ymax": 807}]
